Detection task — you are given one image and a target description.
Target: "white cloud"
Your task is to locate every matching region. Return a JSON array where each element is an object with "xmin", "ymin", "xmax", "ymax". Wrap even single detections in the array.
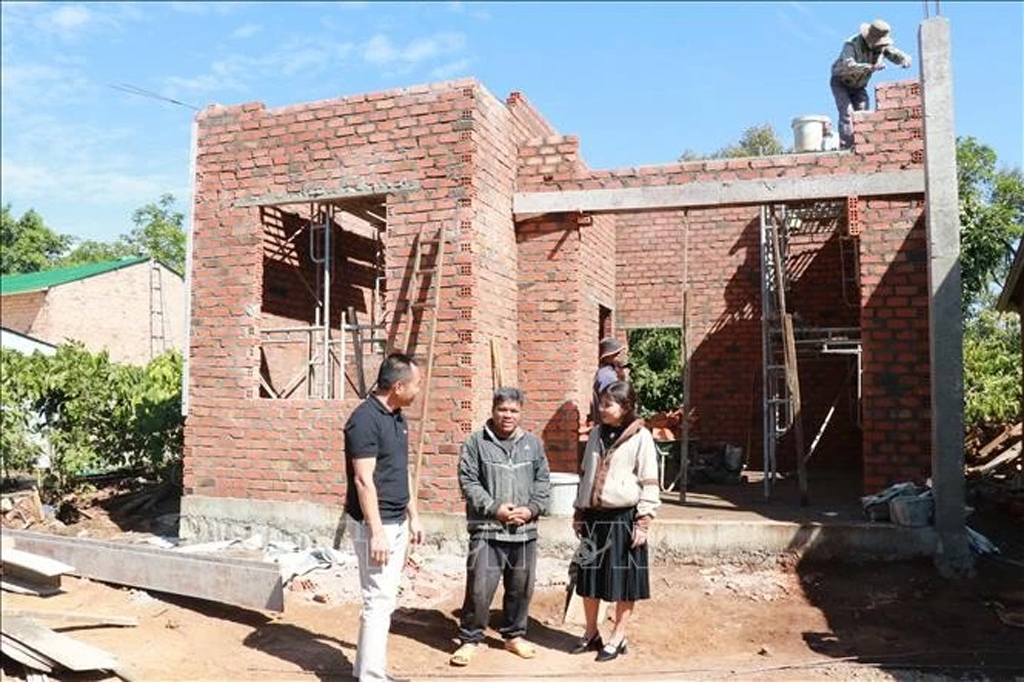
[
  {"xmin": 161, "ymin": 41, "xmax": 355, "ymax": 98},
  {"xmin": 230, "ymin": 23, "xmax": 261, "ymax": 39},
  {"xmin": 47, "ymin": 5, "xmax": 91, "ymax": 32},
  {"xmin": 0, "ymin": 117, "xmax": 184, "ymax": 210},
  {"xmin": 362, "ymin": 31, "xmax": 466, "ymax": 71},
  {"xmin": 0, "ymin": 61, "xmax": 91, "ymax": 112},
  {"xmin": 430, "ymin": 58, "xmax": 471, "ymax": 80},
  {"xmin": 167, "ymin": 2, "xmax": 247, "ymax": 16}
]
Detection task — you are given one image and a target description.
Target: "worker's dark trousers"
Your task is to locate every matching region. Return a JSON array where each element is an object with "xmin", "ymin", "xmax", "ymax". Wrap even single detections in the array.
[
  {"xmin": 830, "ymin": 77, "xmax": 870, "ymax": 149},
  {"xmin": 458, "ymin": 536, "xmax": 537, "ymax": 644}
]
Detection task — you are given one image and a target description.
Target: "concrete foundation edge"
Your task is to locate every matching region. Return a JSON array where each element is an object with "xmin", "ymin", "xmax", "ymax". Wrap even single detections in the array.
[{"xmin": 181, "ymin": 495, "xmax": 937, "ymax": 561}]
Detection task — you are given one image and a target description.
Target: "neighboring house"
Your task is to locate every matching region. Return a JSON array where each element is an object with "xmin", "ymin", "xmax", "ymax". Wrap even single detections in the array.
[
  {"xmin": 996, "ymin": 244, "xmax": 1024, "ymax": 420},
  {"xmin": 0, "ymin": 327, "xmax": 57, "ymax": 356},
  {"xmin": 0, "ymin": 258, "xmax": 185, "ymax": 366}
]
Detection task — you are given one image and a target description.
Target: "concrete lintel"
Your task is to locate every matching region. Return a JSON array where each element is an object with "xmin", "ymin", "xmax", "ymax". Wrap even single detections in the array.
[
  {"xmin": 234, "ymin": 182, "xmax": 418, "ymax": 208},
  {"xmin": 920, "ymin": 17, "xmax": 972, "ymax": 575},
  {"xmin": 513, "ymin": 170, "xmax": 924, "ymax": 216},
  {"xmin": 5, "ymin": 529, "xmax": 284, "ymax": 612}
]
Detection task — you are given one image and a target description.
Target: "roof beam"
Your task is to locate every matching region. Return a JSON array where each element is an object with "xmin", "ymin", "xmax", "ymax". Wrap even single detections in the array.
[
  {"xmin": 513, "ymin": 170, "xmax": 924, "ymax": 216},
  {"xmin": 235, "ymin": 182, "xmax": 417, "ymax": 208}
]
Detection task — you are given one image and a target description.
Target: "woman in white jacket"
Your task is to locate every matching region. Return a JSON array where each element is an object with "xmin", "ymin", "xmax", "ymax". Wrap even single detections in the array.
[{"xmin": 571, "ymin": 380, "xmax": 660, "ymax": 662}]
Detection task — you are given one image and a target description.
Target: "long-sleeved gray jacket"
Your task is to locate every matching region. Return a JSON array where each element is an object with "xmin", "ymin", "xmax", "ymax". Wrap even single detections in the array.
[
  {"xmin": 831, "ymin": 34, "xmax": 912, "ymax": 89},
  {"xmin": 458, "ymin": 421, "xmax": 550, "ymax": 542}
]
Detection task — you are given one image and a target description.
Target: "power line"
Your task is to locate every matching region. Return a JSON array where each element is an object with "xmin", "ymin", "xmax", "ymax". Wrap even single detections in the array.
[{"xmin": 109, "ymin": 83, "xmax": 200, "ymax": 111}]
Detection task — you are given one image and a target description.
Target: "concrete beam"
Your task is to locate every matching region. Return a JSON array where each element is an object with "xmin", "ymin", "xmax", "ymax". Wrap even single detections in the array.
[
  {"xmin": 234, "ymin": 182, "xmax": 417, "ymax": 208},
  {"xmin": 513, "ymin": 170, "xmax": 925, "ymax": 216},
  {"xmin": 919, "ymin": 17, "xmax": 972, "ymax": 576},
  {"xmin": 5, "ymin": 529, "xmax": 284, "ymax": 612}
]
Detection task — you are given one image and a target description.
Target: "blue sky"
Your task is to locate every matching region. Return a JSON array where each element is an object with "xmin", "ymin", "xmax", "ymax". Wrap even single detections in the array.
[{"xmin": 1, "ymin": 1, "xmax": 1021, "ymax": 244}]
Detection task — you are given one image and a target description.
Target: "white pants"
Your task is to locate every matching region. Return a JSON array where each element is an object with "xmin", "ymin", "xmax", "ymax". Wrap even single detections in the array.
[{"xmin": 348, "ymin": 515, "xmax": 409, "ymax": 682}]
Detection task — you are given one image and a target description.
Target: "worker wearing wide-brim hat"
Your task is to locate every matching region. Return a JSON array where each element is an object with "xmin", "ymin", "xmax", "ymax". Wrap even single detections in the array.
[
  {"xmin": 588, "ymin": 337, "xmax": 628, "ymax": 425},
  {"xmin": 830, "ymin": 19, "xmax": 912, "ymax": 149}
]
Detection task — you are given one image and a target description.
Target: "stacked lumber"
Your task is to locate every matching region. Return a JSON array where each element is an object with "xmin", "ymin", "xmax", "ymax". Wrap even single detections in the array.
[
  {"xmin": 967, "ymin": 422, "xmax": 1024, "ymax": 521},
  {"xmin": 1, "ymin": 613, "xmax": 122, "ymax": 675},
  {"xmin": 1, "ymin": 544, "xmax": 74, "ymax": 596},
  {"xmin": 0, "ymin": 539, "xmax": 133, "ymax": 679}
]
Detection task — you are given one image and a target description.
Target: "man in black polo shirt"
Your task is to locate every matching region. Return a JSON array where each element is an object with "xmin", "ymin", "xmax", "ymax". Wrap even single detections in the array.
[{"xmin": 345, "ymin": 353, "xmax": 423, "ymax": 682}]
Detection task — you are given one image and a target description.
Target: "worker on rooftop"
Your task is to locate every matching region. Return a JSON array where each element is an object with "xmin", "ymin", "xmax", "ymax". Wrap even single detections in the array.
[{"xmin": 830, "ymin": 19, "xmax": 912, "ymax": 150}]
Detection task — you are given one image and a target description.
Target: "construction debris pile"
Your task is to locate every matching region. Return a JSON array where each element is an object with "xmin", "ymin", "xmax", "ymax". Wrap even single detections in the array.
[{"xmin": 966, "ymin": 422, "xmax": 1024, "ymax": 522}]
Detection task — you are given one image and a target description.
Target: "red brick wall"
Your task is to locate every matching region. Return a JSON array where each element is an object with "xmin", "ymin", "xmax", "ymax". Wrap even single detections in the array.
[
  {"xmin": 517, "ymin": 216, "xmax": 583, "ymax": 473},
  {"xmin": 859, "ymin": 200, "xmax": 931, "ymax": 488},
  {"xmin": 517, "ymin": 80, "xmax": 927, "ymax": 491},
  {"xmin": 187, "ymin": 79, "xmax": 531, "ymax": 512}
]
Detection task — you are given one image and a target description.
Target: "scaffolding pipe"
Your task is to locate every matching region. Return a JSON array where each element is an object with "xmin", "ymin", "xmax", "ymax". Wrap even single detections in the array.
[
  {"xmin": 759, "ymin": 205, "xmax": 772, "ymax": 499},
  {"xmin": 323, "ymin": 204, "xmax": 332, "ymax": 400}
]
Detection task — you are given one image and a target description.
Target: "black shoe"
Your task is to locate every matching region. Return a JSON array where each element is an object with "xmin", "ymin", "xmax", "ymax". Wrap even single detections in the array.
[
  {"xmin": 595, "ymin": 639, "xmax": 627, "ymax": 662},
  {"xmin": 570, "ymin": 631, "xmax": 603, "ymax": 654}
]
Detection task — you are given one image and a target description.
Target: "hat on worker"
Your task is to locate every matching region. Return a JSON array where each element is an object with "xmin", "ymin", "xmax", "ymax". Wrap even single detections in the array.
[
  {"xmin": 861, "ymin": 19, "xmax": 893, "ymax": 49},
  {"xmin": 598, "ymin": 337, "xmax": 625, "ymax": 360}
]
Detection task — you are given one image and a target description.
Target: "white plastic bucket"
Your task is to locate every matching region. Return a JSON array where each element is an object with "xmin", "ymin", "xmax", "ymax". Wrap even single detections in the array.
[
  {"xmin": 548, "ymin": 472, "xmax": 580, "ymax": 517},
  {"xmin": 791, "ymin": 115, "xmax": 830, "ymax": 152}
]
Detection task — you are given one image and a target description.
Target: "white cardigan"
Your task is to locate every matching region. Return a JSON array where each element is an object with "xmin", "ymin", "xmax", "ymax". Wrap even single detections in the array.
[{"xmin": 574, "ymin": 419, "xmax": 661, "ymax": 518}]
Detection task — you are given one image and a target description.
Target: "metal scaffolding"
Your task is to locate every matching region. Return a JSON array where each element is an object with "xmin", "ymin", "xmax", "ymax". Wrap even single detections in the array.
[
  {"xmin": 759, "ymin": 200, "xmax": 863, "ymax": 501},
  {"xmin": 258, "ymin": 198, "xmax": 387, "ymax": 401}
]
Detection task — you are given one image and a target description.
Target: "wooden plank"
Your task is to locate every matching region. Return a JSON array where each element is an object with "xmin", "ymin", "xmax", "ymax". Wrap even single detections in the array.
[
  {"xmin": 1, "ymin": 632, "xmax": 55, "ymax": 672},
  {"xmin": 976, "ymin": 422, "xmax": 1022, "ymax": 461},
  {"xmin": 1, "ymin": 578, "xmax": 60, "ymax": 597},
  {"xmin": 491, "ymin": 338, "xmax": 506, "ymax": 388},
  {"xmin": 783, "ymin": 314, "xmax": 807, "ymax": 506},
  {"xmin": 2, "ymin": 610, "xmax": 138, "ymax": 628},
  {"xmin": 4, "ymin": 530, "xmax": 284, "ymax": 613},
  {"xmin": 967, "ymin": 442, "xmax": 1022, "ymax": 476},
  {"xmin": 3, "ymin": 548, "xmax": 75, "ymax": 577},
  {"xmin": 513, "ymin": 170, "xmax": 925, "ymax": 216},
  {"xmin": 769, "ymin": 215, "xmax": 807, "ymax": 506},
  {"xmin": 0, "ymin": 615, "xmax": 119, "ymax": 672}
]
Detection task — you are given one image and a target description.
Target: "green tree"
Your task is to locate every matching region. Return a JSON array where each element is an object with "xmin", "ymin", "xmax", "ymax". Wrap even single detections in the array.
[
  {"xmin": 679, "ymin": 124, "xmax": 787, "ymax": 162},
  {"xmin": 125, "ymin": 194, "xmax": 186, "ymax": 273},
  {"xmin": 59, "ymin": 239, "xmax": 133, "ymax": 268},
  {"xmin": 958, "ymin": 137, "xmax": 1024, "ymax": 313},
  {"xmin": 1, "ymin": 205, "xmax": 72, "ymax": 274},
  {"xmin": 57, "ymin": 194, "xmax": 187, "ymax": 273},
  {"xmin": 626, "ymin": 328, "xmax": 684, "ymax": 417},
  {"xmin": 964, "ymin": 308, "xmax": 1021, "ymax": 428}
]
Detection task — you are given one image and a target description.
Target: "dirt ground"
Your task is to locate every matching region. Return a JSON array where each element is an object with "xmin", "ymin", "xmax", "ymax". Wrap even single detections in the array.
[{"xmin": 2, "ymin": 487, "xmax": 1023, "ymax": 681}]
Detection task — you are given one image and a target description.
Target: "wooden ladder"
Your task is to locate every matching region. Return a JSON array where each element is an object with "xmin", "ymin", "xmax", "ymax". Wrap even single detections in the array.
[{"xmin": 402, "ymin": 224, "xmax": 447, "ymax": 505}]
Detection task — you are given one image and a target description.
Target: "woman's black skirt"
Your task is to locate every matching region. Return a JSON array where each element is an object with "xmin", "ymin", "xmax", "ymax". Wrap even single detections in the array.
[{"xmin": 574, "ymin": 506, "xmax": 650, "ymax": 602}]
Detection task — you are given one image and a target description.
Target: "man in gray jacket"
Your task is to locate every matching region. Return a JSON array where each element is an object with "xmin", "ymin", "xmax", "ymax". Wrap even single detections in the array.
[
  {"xmin": 830, "ymin": 19, "xmax": 912, "ymax": 149},
  {"xmin": 450, "ymin": 387, "xmax": 550, "ymax": 667}
]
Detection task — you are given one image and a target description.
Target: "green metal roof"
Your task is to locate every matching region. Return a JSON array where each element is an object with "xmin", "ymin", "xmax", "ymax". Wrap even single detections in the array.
[{"xmin": 0, "ymin": 257, "xmax": 150, "ymax": 296}]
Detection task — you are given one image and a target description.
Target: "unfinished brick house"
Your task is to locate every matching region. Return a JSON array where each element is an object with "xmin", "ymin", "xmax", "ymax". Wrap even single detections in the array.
[{"xmin": 182, "ymin": 76, "xmax": 931, "ymax": 541}]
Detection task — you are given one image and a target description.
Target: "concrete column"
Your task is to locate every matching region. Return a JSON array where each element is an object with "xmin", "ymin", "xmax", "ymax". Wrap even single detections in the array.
[{"xmin": 919, "ymin": 18, "xmax": 972, "ymax": 575}]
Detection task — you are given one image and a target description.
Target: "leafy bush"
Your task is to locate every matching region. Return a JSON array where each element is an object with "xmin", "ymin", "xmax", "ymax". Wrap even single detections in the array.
[
  {"xmin": 0, "ymin": 343, "xmax": 183, "ymax": 499},
  {"xmin": 626, "ymin": 328, "xmax": 684, "ymax": 417},
  {"xmin": 964, "ymin": 309, "xmax": 1022, "ymax": 429},
  {"xmin": 1, "ymin": 350, "xmax": 45, "ymax": 479}
]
